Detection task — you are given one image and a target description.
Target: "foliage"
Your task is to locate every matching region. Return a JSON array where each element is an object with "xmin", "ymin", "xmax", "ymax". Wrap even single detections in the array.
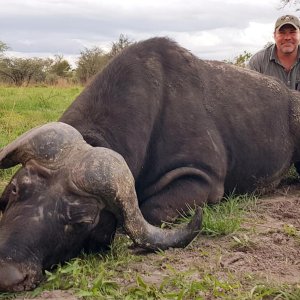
[
  {"xmin": 75, "ymin": 34, "xmax": 132, "ymax": 84},
  {"xmin": 0, "ymin": 44, "xmax": 73, "ymax": 86},
  {"xmin": 0, "ymin": 41, "xmax": 9, "ymax": 56},
  {"xmin": 75, "ymin": 46, "xmax": 109, "ymax": 84},
  {"xmin": 108, "ymin": 34, "xmax": 133, "ymax": 58},
  {"xmin": 224, "ymin": 50, "xmax": 252, "ymax": 68},
  {"xmin": 48, "ymin": 54, "xmax": 72, "ymax": 77},
  {"xmin": 0, "ymin": 35, "xmax": 254, "ymax": 86},
  {"xmin": 233, "ymin": 51, "xmax": 252, "ymax": 67},
  {"xmin": 0, "ymin": 57, "xmax": 48, "ymax": 86},
  {"xmin": 202, "ymin": 193, "xmax": 257, "ymax": 235},
  {"xmin": 174, "ymin": 192, "xmax": 257, "ymax": 236},
  {"xmin": 44, "ymin": 55, "xmax": 74, "ymax": 85}
]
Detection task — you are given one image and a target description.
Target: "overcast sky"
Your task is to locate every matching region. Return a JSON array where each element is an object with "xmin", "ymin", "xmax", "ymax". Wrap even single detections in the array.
[{"xmin": 0, "ymin": 0, "xmax": 299, "ymax": 66}]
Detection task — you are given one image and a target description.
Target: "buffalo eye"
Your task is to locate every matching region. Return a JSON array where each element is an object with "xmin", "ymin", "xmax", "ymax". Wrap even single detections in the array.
[
  {"xmin": 11, "ymin": 182, "xmax": 18, "ymax": 195},
  {"xmin": 7, "ymin": 179, "xmax": 18, "ymax": 199}
]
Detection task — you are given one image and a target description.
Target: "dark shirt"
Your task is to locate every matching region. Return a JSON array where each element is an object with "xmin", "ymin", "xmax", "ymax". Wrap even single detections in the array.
[{"xmin": 248, "ymin": 44, "xmax": 300, "ymax": 91}]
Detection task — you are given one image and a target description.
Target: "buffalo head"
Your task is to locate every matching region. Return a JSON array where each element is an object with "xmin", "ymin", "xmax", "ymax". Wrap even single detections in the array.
[{"xmin": 0, "ymin": 122, "xmax": 201, "ymax": 292}]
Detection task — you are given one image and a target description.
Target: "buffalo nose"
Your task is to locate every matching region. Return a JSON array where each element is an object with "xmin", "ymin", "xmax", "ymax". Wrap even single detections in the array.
[{"xmin": 0, "ymin": 263, "xmax": 26, "ymax": 292}]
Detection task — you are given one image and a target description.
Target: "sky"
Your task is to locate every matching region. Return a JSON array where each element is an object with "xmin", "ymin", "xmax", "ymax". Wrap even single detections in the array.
[{"xmin": 0, "ymin": 0, "xmax": 299, "ymax": 66}]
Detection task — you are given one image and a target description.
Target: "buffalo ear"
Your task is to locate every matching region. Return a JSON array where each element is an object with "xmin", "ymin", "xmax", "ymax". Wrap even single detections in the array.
[{"xmin": 64, "ymin": 200, "xmax": 103, "ymax": 226}]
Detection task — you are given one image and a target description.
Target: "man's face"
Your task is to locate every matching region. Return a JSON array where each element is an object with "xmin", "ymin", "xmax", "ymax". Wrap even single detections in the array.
[{"xmin": 274, "ymin": 24, "xmax": 300, "ymax": 55}]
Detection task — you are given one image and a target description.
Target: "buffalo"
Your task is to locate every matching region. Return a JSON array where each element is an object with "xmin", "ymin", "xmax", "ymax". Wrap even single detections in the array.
[{"xmin": 0, "ymin": 37, "xmax": 299, "ymax": 292}]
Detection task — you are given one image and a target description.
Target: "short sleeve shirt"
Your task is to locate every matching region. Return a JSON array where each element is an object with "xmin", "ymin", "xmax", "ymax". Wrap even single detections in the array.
[{"xmin": 248, "ymin": 44, "xmax": 300, "ymax": 91}]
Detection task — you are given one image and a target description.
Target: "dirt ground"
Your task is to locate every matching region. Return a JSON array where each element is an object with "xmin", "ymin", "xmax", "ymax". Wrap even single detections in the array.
[
  {"xmin": 124, "ymin": 183, "xmax": 300, "ymax": 290},
  {"xmin": 16, "ymin": 183, "xmax": 300, "ymax": 299}
]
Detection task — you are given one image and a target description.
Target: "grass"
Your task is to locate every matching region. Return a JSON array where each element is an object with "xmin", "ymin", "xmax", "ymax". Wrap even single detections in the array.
[
  {"xmin": 2, "ymin": 190, "xmax": 298, "ymax": 299},
  {"xmin": 0, "ymin": 87, "xmax": 300, "ymax": 299},
  {"xmin": 202, "ymin": 193, "xmax": 257, "ymax": 236},
  {"xmin": 7, "ymin": 225, "xmax": 300, "ymax": 300},
  {"xmin": 0, "ymin": 86, "xmax": 81, "ymax": 192},
  {"xmin": 0, "ymin": 86, "xmax": 81, "ymax": 148},
  {"xmin": 175, "ymin": 192, "xmax": 257, "ymax": 237}
]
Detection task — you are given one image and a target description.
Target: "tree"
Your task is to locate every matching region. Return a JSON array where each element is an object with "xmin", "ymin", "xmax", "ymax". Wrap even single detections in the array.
[
  {"xmin": 224, "ymin": 51, "xmax": 252, "ymax": 68},
  {"xmin": 108, "ymin": 34, "xmax": 133, "ymax": 58},
  {"xmin": 0, "ymin": 41, "xmax": 9, "ymax": 55},
  {"xmin": 76, "ymin": 46, "xmax": 109, "ymax": 84},
  {"xmin": 233, "ymin": 51, "xmax": 252, "ymax": 67},
  {"xmin": 49, "ymin": 54, "xmax": 71, "ymax": 77},
  {"xmin": 75, "ymin": 34, "xmax": 133, "ymax": 84},
  {"xmin": 0, "ymin": 42, "xmax": 75, "ymax": 85},
  {"xmin": 0, "ymin": 57, "xmax": 47, "ymax": 86},
  {"xmin": 0, "ymin": 41, "xmax": 49, "ymax": 86}
]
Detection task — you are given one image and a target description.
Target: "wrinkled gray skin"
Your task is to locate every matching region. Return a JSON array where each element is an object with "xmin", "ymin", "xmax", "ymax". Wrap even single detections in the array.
[{"xmin": 1, "ymin": 37, "xmax": 300, "ymax": 292}]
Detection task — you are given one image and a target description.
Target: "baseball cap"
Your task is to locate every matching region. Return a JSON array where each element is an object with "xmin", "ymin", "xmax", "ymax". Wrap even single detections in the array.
[{"xmin": 275, "ymin": 15, "xmax": 300, "ymax": 30}]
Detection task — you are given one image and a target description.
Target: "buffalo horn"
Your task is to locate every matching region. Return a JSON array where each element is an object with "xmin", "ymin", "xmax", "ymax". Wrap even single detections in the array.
[
  {"xmin": 0, "ymin": 122, "xmax": 85, "ymax": 169},
  {"xmin": 71, "ymin": 147, "xmax": 202, "ymax": 250}
]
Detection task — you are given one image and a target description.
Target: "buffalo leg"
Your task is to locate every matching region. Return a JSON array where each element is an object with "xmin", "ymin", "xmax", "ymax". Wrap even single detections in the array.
[{"xmin": 140, "ymin": 177, "xmax": 211, "ymax": 225}]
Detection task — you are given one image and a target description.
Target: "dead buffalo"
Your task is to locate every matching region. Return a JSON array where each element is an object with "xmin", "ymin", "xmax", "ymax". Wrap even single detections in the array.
[{"xmin": 0, "ymin": 37, "xmax": 299, "ymax": 292}]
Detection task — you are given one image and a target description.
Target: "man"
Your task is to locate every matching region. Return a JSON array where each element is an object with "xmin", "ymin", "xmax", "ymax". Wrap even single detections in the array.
[{"xmin": 248, "ymin": 14, "xmax": 300, "ymax": 91}]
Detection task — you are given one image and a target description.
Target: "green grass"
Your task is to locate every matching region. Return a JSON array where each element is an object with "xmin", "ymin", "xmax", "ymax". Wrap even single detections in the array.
[
  {"xmin": 0, "ymin": 86, "xmax": 82, "ymax": 192},
  {"xmin": 3, "ymin": 190, "xmax": 298, "ymax": 299},
  {"xmin": 202, "ymin": 193, "xmax": 257, "ymax": 236},
  {"xmin": 0, "ymin": 86, "xmax": 82, "ymax": 148},
  {"xmin": 174, "ymin": 192, "xmax": 257, "ymax": 237},
  {"xmin": 6, "ymin": 234, "xmax": 299, "ymax": 300}
]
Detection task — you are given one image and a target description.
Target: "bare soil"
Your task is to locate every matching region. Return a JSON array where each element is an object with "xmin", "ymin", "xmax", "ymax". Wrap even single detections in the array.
[
  {"xmin": 125, "ymin": 185, "xmax": 300, "ymax": 288},
  {"xmin": 16, "ymin": 183, "xmax": 300, "ymax": 299}
]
